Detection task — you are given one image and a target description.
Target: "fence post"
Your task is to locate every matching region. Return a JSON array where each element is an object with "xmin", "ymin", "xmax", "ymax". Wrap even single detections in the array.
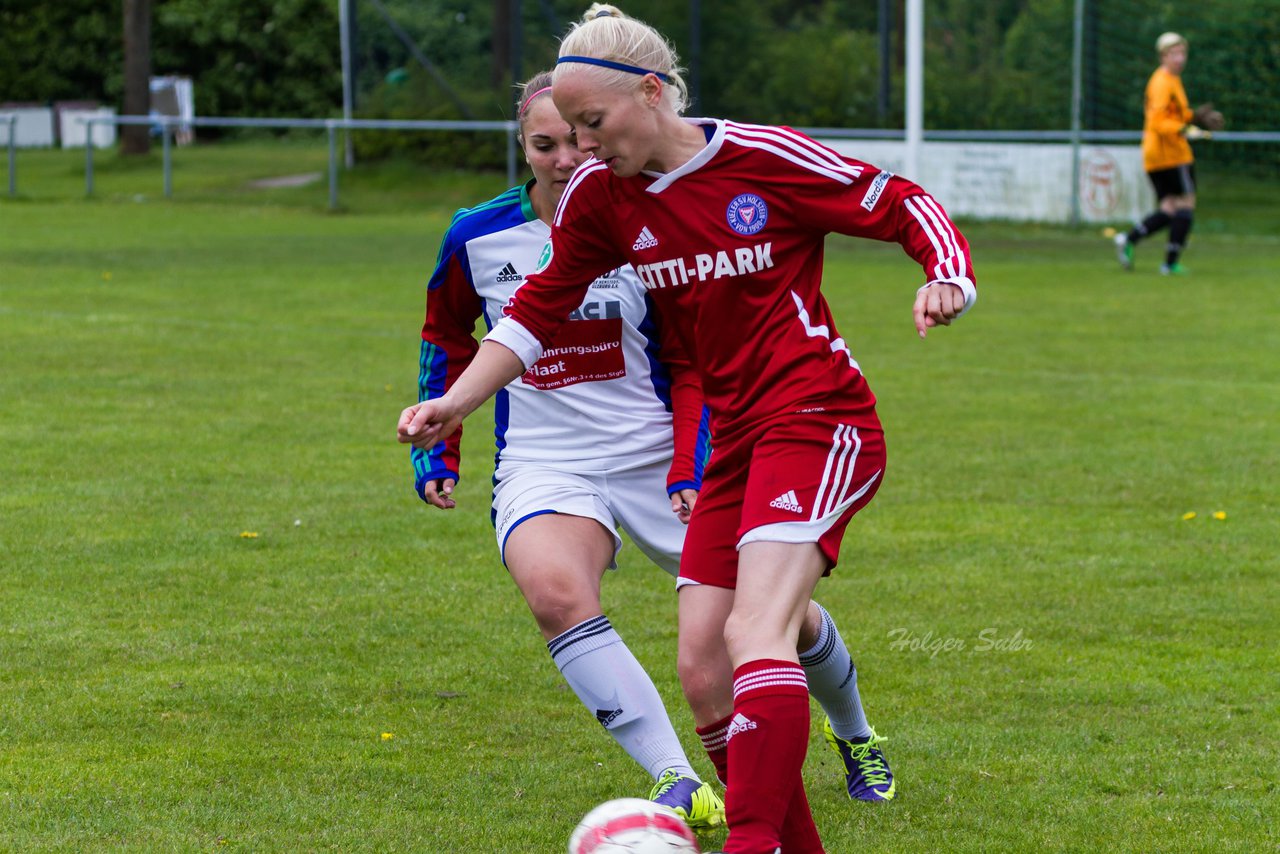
[
  {"xmin": 85, "ymin": 119, "xmax": 96, "ymax": 197},
  {"xmin": 1069, "ymin": 0, "xmax": 1085, "ymax": 225},
  {"xmin": 327, "ymin": 121, "xmax": 339, "ymax": 210},
  {"xmin": 163, "ymin": 121, "xmax": 173, "ymax": 199},
  {"xmin": 5, "ymin": 116, "xmax": 15, "ymax": 197}
]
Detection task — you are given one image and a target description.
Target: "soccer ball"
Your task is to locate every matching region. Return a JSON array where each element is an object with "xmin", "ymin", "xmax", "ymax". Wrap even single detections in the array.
[{"xmin": 567, "ymin": 798, "xmax": 701, "ymax": 853}]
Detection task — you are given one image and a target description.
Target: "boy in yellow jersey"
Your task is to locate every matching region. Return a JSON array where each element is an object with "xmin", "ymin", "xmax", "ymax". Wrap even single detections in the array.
[{"xmin": 1115, "ymin": 32, "xmax": 1212, "ymax": 275}]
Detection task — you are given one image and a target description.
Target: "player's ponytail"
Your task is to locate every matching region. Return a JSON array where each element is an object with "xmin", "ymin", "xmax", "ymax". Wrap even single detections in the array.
[{"xmin": 556, "ymin": 5, "xmax": 689, "ymax": 114}]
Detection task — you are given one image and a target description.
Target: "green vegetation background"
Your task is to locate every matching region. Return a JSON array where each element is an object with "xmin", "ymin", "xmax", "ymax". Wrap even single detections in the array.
[{"xmin": 3, "ymin": 0, "xmax": 1277, "ymax": 158}]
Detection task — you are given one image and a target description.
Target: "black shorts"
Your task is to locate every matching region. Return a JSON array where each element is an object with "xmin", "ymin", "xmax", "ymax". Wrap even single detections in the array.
[{"xmin": 1148, "ymin": 164, "xmax": 1196, "ymax": 200}]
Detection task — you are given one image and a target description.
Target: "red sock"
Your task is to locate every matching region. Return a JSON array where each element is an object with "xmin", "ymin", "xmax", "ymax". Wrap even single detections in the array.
[
  {"xmin": 722, "ymin": 659, "xmax": 818, "ymax": 854},
  {"xmin": 779, "ymin": 776, "xmax": 824, "ymax": 853},
  {"xmin": 697, "ymin": 714, "xmax": 732, "ymax": 786}
]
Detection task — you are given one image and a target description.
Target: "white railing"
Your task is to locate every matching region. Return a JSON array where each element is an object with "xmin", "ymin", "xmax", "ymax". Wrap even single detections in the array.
[
  {"xmin": 1, "ymin": 113, "xmax": 1276, "ymax": 210},
  {"xmin": 79, "ymin": 115, "xmax": 520, "ymax": 208}
]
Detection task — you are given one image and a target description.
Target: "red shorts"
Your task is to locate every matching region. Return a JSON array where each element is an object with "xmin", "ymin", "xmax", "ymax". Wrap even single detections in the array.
[{"xmin": 679, "ymin": 412, "xmax": 886, "ymax": 588}]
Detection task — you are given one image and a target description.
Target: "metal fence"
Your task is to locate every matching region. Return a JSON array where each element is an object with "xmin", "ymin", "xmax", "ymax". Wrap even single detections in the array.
[
  {"xmin": 3, "ymin": 113, "xmax": 1275, "ymax": 210},
  {"xmin": 77, "ymin": 115, "xmax": 520, "ymax": 209}
]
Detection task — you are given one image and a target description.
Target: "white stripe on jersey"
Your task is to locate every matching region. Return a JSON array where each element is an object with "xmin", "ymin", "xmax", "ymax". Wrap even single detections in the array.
[
  {"xmin": 917, "ymin": 195, "xmax": 967, "ymax": 279},
  {"xmin": 904, "ymin": 196, "xmax": 954, "ymax": 280},
  {"xmin": 726, "ymin": 122, "xmax": 864, "ymax": 178},
  {"xmin": 725, "ymin": 124, "xmax": 863, "ymax": 186},
  {"xmin": 790, "ymin": 290, "xmax": 860, "ymax": 371},
  {"xmin": 909, "ymin": 195, "xmax": 965, "ymax": 280},
  {"xmin": 554, "ymin": 159, "xmax": 611, "ymax": 227}
]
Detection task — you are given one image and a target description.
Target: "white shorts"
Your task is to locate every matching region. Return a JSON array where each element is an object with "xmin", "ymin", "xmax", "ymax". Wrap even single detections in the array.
[{"xmin": 492, "ymin": 457, "xmax": 686, "ymax": 577}]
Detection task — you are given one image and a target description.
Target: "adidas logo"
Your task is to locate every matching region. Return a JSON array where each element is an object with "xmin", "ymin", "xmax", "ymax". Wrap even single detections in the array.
[
  {"xmin": 769, "ymin": 490, "xmax": 803, "ymax": 513},
  {"xmin": 725, "ymin": 712, "xmax": 757, "ymax": 742},
  {"xmin": 632, "ymin": 226, "xmax": 658, "ymax": 250},
  {"xmin": 496, "ymin": 261, "xmax": 522, "ymax": 283},
  {"xmin": 596, "ymin": 707, "xmax": 623, "ymax": 728}
]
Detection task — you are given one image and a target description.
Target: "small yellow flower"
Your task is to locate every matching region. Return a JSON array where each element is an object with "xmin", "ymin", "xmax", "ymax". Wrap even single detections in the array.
[
  {"xmin": 1212, "ymin": 511, "xmax": 1227, "ymax": 521},
  {"xmin": 239, "ymin": 531, "xmax": 259, "ymax": 538},
  {"xmin": 381, "ymin": 732, "xmax": 395, "ymax": 740},
  {"xmin": 1180, "ymin": 512, "xmax": 1196, "ymax": 521}
]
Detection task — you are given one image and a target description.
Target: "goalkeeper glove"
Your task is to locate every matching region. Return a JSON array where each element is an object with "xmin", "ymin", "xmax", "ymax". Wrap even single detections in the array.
[{"xmin": 1192, "ymin": 103, "xmax": 1226, "ymax": 131}]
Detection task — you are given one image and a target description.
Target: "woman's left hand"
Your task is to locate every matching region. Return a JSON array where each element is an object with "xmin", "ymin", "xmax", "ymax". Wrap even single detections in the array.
[{"xmin": 671, "ymin": 488, "xmax": 698, "ymax": 525}]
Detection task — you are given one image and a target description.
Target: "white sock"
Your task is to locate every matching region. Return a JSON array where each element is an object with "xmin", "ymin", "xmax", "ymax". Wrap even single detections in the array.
[
  {"xmin": 548, "ymin": 615, "xmax": 697, "ymax": 781},
  {"xmin": 799, "ymin": 604, "xmax": 873, "ymax": 740}
]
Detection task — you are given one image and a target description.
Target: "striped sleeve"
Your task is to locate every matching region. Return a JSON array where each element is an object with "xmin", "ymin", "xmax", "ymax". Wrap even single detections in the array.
[
  {"xmin": 734, "ymin": 124, "xmax": 976, "ymax": 314},
  {"xmin": 410, "ymin": 220, "xmax": 485, "ymax": 499}
]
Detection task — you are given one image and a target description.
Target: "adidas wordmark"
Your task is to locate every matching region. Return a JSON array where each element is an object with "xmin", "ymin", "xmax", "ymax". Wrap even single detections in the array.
[
  {"xmin": 726, "ymin": 712, "xmax": 758, "ymax": 741},
  {"xmin": 632, "ymin": 226, "xmax": 659, "ymax": 250},
  {"xmin": 769, "ymin": 490, "xmax": 803, "ymax": 513}
]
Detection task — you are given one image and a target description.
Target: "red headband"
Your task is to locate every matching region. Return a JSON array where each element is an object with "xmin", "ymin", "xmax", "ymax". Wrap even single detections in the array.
[{"xmin": 518, "ymin": 86, "xmax": 554, "ymax": 117}]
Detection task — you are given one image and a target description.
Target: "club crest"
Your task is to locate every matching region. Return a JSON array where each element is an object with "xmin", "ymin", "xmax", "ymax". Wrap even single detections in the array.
[
  {"xmin": 726, "ymin": 193, "xmax": 768, "ymax": 235},
  {"xmin": 534, "ymin": 239, "xmax": 554, "ymax": 273}
]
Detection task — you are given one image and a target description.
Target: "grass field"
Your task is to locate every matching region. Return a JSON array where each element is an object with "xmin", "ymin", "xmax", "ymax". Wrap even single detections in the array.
[{"xmin": 2, "ymin": 143, "xmax": 1277, "ymax": 852}]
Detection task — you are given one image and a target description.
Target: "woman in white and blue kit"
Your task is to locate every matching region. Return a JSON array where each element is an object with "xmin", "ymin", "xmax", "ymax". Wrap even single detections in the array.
[{"xmin": 410, "ymin": 70, "xmax": 724, "ymax": 827}]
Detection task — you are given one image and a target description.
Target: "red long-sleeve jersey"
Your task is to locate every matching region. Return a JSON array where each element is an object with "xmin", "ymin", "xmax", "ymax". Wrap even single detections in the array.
[{"xmin": 486, "ymin": 120, "xmax": 975, "ymax": 440}]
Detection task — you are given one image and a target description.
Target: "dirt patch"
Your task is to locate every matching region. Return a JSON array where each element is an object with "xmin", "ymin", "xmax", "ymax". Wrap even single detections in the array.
[{"xmin": 245, "ymin": 173, "xmax": 322, "ymax": 189}]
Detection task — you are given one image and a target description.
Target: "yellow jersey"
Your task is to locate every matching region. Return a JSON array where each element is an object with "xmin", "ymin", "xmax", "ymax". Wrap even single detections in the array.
[{"xmin": 1142, "ymin": 66, "xmax": 1194, "ymax": 172}]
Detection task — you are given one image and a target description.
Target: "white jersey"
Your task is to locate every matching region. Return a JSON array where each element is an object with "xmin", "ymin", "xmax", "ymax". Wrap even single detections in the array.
[{"xmin": 411, "ymin": 182, "xmax": 707, "ymax": 498}]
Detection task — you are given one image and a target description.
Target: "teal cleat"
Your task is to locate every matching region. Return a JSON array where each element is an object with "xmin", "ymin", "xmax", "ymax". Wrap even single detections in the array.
[{"xmin": 1115, "ymin": 233, "xmax": 1134, "ymax": 270}]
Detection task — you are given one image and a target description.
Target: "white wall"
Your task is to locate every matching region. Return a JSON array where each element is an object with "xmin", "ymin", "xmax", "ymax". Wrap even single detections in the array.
[
  {"xmin": 820, "ymin": 139, "xmax": 1152, "ymax": 224},
  {"xmin": 0, "ymin": 108, "xmax": 55, "ymax": 148},
  {"xmin": 59, "ymin": 108, "xmax": 118, "ymax": 149}
]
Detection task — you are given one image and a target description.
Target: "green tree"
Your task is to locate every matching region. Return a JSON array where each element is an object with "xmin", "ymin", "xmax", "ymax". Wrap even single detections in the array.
[
  {"xmin": 0, "ymin": 2, "xmax": 120, "ymax": 103},
  {"xmin": 0, "ymin": 0, "xmax": 340, "ymax": 119}
]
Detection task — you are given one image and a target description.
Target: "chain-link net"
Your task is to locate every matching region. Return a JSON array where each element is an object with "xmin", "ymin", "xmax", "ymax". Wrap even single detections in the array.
[{"xmin": 346, "ymin": 0, "xmax": 1277, "ymax": 205}]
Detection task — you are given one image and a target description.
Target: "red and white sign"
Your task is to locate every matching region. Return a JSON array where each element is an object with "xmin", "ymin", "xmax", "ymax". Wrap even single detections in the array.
[
  {"xmin": 521, "ymin": 318, "xmax": 625, "ymax": 390},
  {"xmin": 1080, "ymin": 148, "xmax": 1120, "ymax": 217}
]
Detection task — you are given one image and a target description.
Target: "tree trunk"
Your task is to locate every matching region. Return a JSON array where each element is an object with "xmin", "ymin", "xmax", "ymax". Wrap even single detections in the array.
[
  {"xmin": 491, "ymin": 0, "xmax": 510, "ymax": 90},
  {"xmin": 122, "ymin": 0, "xmax": 152, "ymax": 155}
]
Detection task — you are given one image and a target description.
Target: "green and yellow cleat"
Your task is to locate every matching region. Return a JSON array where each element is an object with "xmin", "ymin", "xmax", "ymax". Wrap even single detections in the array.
[
  {"xmin": 648, "ymin": 768, "xmax": 725, "ymax": 830},
  {"xmin": 822, "ymin": 717, "xmax": 896, "ymax": 802}
]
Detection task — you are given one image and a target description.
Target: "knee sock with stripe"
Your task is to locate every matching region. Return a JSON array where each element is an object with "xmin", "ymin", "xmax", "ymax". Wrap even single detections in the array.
[
  {"xmin": 722, "ymin": 659, "xmax": 820, "ymax": 854},
  {"xmin": 697, "ymin": 714, "xmax": 731, "ymax": 786},
  {"xmin": 549, "ymin": 615, "xmax": 696, "ymax": 781},
  {"xmin": 799, "ymin": 603, "xmax": 873, "ymax": 740}
]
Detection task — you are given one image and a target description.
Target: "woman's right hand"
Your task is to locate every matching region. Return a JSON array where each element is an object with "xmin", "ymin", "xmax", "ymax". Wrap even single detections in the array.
[{"xmin": 397, "ymin": 398, "xmax": 464, "ymax": 451}]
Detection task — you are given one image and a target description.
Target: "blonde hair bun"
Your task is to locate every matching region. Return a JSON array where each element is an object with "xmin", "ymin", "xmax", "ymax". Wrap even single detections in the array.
[
  {"xmin": 1156, "ymin": 32, "xmax": 1187, "ymax": 55},
  {"xmin": 583, "ymin": 3, "xmax": 623, "ymax": 21}
]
